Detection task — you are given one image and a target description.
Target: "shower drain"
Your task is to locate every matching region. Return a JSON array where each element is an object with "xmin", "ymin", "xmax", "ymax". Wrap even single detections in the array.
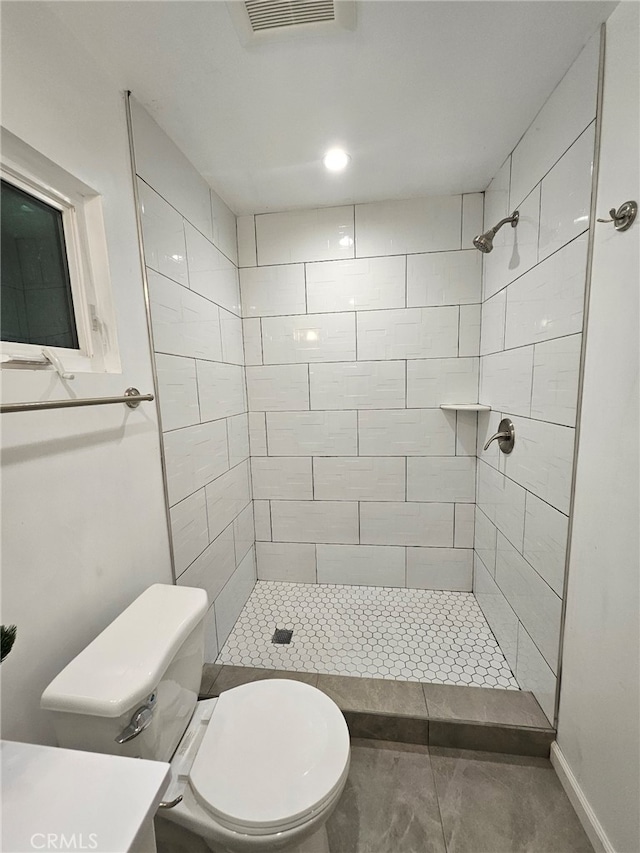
[{"xmin": 272, "ymin": 628, "xmax": 293, "ymax": 645}]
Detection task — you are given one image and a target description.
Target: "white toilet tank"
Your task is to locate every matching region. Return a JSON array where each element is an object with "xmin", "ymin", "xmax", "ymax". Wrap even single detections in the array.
[{"xmin": 41, "ymin": 584, "xmax": 208, "ymax": 762}]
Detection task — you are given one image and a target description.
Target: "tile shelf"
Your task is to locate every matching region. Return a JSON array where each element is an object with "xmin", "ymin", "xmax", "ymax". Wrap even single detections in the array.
[{"xmin": 440, "ymin": 404, "xmax": 492, "ymax": 412}]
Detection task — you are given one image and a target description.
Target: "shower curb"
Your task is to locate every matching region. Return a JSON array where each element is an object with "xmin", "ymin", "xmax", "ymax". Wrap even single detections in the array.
[
  {"xmin": 344, "ymin": 710, "xmax": 554, "ymax": 757},
  {"xmin": 200, "ymin": 665, "xmax": 555, "ymax": 758}
]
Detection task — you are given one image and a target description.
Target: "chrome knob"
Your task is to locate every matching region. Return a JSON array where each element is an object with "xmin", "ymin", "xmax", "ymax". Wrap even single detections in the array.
[{"xmin": 483, "ymin": 418, "xmax": 515, "ymax": 454}]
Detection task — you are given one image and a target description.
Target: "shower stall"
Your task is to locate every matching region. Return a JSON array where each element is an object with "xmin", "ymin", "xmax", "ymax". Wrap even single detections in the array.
[{"xmin": 129, "ymin": 26, "xmax": 603, "ymax": 729}]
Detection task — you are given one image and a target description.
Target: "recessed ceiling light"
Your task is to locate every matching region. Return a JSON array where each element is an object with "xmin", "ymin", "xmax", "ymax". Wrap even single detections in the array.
[{"xmin": 323, "ymin": 148, "xmax": 350, "ymax": 172}]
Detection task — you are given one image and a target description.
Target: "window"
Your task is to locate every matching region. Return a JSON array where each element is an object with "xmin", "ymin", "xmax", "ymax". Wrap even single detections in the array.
[
  {"xmin": 1, "ymin": 127, "xmax": 120, "ymax": 374},
  {"xmin": 1, "ymin": 178, "xmax": 79, "ymax": 349}
]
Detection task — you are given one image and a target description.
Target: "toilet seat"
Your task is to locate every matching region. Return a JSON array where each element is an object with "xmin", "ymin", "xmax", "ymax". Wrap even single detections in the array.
[{"xmin": 188, "ymin": 679, "xmax": 350, "ymax": 837}]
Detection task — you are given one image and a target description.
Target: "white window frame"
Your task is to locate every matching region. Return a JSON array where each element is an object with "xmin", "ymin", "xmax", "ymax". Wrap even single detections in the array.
[{"xmin": 1, "ymin": 128, "xmax": 120, "ymax": 375}]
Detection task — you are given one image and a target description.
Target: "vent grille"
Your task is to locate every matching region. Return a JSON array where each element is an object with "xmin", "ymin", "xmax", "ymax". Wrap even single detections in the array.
[{"xmin": 244, "ymin": 0, "xmax": 336, "ymax": 32}]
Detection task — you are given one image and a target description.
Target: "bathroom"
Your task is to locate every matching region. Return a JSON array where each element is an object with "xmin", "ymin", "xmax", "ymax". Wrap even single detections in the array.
[{"xmin": 1, "ymin": 1, "xmax": 638, "ymax": 851}]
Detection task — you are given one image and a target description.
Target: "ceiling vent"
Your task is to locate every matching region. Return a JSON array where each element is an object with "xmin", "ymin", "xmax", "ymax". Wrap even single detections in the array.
[{"xmin": 227, "ymin": 0, "xmax": 356, "ymax": 45}]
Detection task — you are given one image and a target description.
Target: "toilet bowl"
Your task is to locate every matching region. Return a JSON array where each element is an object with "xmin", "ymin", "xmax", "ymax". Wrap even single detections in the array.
[
  {"xmin": 40, "ymin": 585, "xmax": 350, "ymax": 853},
  {"xmin": 161, "ymin": 680, "xmax": 350, "ymax": 853}
]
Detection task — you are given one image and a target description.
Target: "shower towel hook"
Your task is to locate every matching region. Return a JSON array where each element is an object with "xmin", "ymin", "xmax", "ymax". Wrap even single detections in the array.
[{"xmin": 597, "ymin": 200, "xmax": 637, "ymax": 232}]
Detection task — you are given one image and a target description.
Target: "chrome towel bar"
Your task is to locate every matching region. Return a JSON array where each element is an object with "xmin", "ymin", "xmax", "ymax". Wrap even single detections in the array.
[{"xmin": 0, "ymin": 387, "xmax": 154, "ymax": 414}]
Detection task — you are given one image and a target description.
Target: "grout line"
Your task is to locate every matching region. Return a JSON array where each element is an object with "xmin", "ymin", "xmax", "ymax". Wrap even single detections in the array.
[
  {"xmin": 259, "ymin": 317, "xmax": 265, "ymax": 365},
  {"xmin": 263, "ymin": 412, "xmax": 270, "ymax": 457},
  {"xmin": 528, "ymin": 343, "xmax": 537, "ymax": 417},
  {"xmin": 135, "ymin": 175, "xmax": 237, "ymax": 267},
  {"xmin": 404, "ymin": 254, "xmax": 408, "ymax": 308},
  {"xmin": 480, "ymin": 228, "xmax": 590, "ymax": 305},
  {"xmin": 452, "ymin": 502, "xmax": 456, "ymax": 548},
  {"xmin": 193, "ymin": 358, "xmax": 203, "ymax": 424},
  {"xmin": 352, "ymin": 205, "xmax": 357, "ymax": 259},
  {"xmin": 537, "ymin": 178, "xmax": 543, "ymax": 266},
  {"xmin": 405, "ymin": 456, "xmax": 408, "ymax": 502},
  {"xmin": 507, "ymin": 153, "xmax": 514, "ymax": 212},
  {"xmin": 154, "ymin": 349, "xmax": 245, "ymax": 367},
  {"xmin": 426, "ymin": 743, "xmax": 450, "ymax": 852},
  {"xmin": 253, "ymin": 215, "xmax": 259, "ymax": 266},
  {"xmin": 511, "ymin": 119, "xmax": 597, "ymax": 211},
  {"xmin": 201, "ymin": 339, "xmax": 582, "ymax": 365},
  {"xmin": 455, "ymin": 411, "xmax": 459, "ymax": 456},
  {"xmin": 239, "ymin": 247, "xmax": 481, "ymax": 270},
  {"xmin": 247, "ymin": 302, "xmax": 479, "ymax": 320},
  {"xmin": 303, "ymin": 262, "xmax": 308, "ymax": 313}
]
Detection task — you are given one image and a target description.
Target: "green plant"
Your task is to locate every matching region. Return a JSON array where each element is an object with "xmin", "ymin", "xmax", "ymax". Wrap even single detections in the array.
[{"xmin": 1, "ymin": 625, "xmax": 17, "ymax": 662}]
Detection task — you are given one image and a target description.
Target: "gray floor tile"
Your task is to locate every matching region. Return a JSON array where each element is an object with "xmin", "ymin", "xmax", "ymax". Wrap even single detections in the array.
[
  {"xmin": 344, "ymin": 711, "xmax": 429, "ymax": 745},
  {"xmin": 199, "ymin": 663, "xmax": 222, "ymax": 696},
  {"xmin": 318, "ymin": 674, "xmax": 428, "ymax": 716},
  {"xmin": 327, "ymin": 739, "xmax": 447, "ymax": 853},
  {"xmin": 209, "ymin": 664, "xmax": 318, "ymax": 694},
  {"xmin": 429, "ymin": 720, "xmax": 553, "ymax": 758},
  {"xmin": 429, "ymin": 747, "xmax": 593, "ymax": 852},
  {"xmin": 424, "ymin": 684, "xmax": 551, "ymax": 728}
]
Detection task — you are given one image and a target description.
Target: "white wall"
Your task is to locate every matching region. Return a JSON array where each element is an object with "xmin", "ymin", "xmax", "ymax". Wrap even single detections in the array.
[
  {"xmin": 130, "ymin": 100, "xmax": 256, "ymax": 661},
  {"xmin": 473, "ymin": 31, "xmax": 601, "ymax": 722},
  {"xmin": 555, "ymin": 4, "xmax": 640, "ymax": 851},
  {"xmin": 0, "ymin": 5, "xmax": 172, "ymax": 744},
  {"xmin": 238, "ymin": 194, "xmax": 487, "ymax": 605}
]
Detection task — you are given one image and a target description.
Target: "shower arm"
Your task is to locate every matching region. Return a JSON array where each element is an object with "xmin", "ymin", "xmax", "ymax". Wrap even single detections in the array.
[{"xmin": 491, "ymin": 212, "xmax": 519, "ymax": 234}]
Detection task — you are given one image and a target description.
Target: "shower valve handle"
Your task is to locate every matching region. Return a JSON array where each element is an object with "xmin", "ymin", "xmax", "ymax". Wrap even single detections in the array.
[
  {"xmin": 483, "ymin": 430, "xmax": 510, "ymax": 450},
  {"xmin": 483, "ymin": 418, "xmax": 516, "ymax": 454}
]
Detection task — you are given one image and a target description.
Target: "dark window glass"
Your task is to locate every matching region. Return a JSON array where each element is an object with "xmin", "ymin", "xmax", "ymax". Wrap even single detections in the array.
[{"xmin": 1, "ymin": 179, "xmax": 79, "ymax": 349}]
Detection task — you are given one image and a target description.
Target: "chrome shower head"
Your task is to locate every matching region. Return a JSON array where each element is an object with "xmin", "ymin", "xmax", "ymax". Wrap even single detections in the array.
[
  {"xmin": 473, "ymin": 210, "xmax": 519, "ymax": 253},
  {"xmin": 473, "ymin": 232, "xmax": 495, "ymax": 253}
]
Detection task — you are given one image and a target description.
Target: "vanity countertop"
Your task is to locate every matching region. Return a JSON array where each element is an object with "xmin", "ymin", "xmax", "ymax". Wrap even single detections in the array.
[{"xmin": 1, "ymin": 739, "xmax": 170, "ymax": 852}]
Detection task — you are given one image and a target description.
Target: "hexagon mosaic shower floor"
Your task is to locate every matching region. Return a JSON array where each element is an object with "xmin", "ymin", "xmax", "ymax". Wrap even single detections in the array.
[{"xmin": 217, "ymin": 581, "xmax": 520, "ymax": 689}]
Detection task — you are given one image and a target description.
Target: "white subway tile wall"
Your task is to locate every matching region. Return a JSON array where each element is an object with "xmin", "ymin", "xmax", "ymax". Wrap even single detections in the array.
[
  {"xmin": 406, "ymin": 547, "xmax": 473, "ymax": 592},
  {"xmin": 316, "ymin": 544, "xmax": 406, "ymax": 587},
  {"xmin": 306, "ymin": 256, "xmax": 405, "ymax": 313},
  {"xmin": 133, "ymin": 103, "xmax": 256, "ymax": 653},
  {"xmin": 242, "ymin": 194, "xmax": 482, "ymax": 593},
  {"xmin": 407, "ymin": 250, "xmax": 482, "ymax": 307},
  {"xmin": 256, "ymin": 542, "xmax": 316, "ymax": 583},
  {"xmin": 473, "ymin": 32, "xmax": 600, "ymax": 721},
  {"xmin": 135, "ymin": 23, "xmax": 599, "ymax": 705},
  {"xmin": 253, "ymin": 500, "xmax": 272, "ymax": 541}
]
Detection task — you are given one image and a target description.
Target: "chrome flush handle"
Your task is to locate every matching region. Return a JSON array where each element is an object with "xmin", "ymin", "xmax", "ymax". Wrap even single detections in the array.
[
  {"xmin": 483, "ymin": 418, "xmax": 516, "ymax": 454},
  {"xmin": 158, "ymin": 796, "xmax": 183, "ymax": 810},
  {"xmin": 115, "ymin": 693, "xmax": 157, "ymax": 744}
]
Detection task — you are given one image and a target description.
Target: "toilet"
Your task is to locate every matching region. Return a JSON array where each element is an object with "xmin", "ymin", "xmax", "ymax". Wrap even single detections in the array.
[{"xmin": 41, "ymin": 585, "xmax": 350, "ymax": 853}]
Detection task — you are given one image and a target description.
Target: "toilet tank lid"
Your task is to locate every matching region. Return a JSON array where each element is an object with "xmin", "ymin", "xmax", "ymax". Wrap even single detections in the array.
[{"xmin": 41, "ymin": 585, "xmax": 208, "ymax": 718}]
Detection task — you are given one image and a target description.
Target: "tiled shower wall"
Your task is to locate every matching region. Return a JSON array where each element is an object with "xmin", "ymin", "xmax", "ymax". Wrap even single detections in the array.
[
  {"xmin": 473, "ymin": 32, "xmax": 600, "ymax": 721},
  {"xmin": 130, "ymin": 100, "xmax": 256, "ymax": 660},
  {"xmin": 237, "ymin": 193, "xmax": 485, "ymax": 592}
]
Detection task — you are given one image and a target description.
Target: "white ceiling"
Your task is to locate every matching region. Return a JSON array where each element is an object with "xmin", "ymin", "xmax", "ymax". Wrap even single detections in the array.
[{"xmin": 50, "ymin": 0, "xmax": 616, "ymax": 215}]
